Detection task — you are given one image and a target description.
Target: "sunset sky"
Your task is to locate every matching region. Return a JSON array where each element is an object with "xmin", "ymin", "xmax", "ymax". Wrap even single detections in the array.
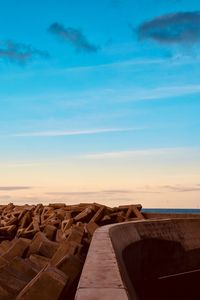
[{"xmin": 0, "ymin": 0, "xmax": 200, "ymax": 208}]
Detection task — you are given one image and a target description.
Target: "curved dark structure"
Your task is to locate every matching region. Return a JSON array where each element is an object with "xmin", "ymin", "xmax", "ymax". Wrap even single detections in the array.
[{"xmin": 110, "ymin": 219, "xmax": 200, "ymax": 300}]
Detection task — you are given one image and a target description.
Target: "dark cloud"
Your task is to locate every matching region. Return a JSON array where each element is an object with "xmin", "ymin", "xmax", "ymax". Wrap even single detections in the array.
[
  {"xmin": 137, "ymin": 11, "xmax": 200, "ymax": 45},
  {"xmin": 0, "ymin": 40, "xmax": 50, "ymax": 64},
  {"xmin": 48, "ymin": 22, "xmax": 99, "ymax": 53},
  {"xmin": 0, "ymin": 186, "xmax": 31, "ymax": 191}
]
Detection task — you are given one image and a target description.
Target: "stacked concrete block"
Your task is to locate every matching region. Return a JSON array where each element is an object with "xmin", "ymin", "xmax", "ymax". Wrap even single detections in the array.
[{"xmin": 0, "ymin": 202, "xmax": 144, "ymax": 299}]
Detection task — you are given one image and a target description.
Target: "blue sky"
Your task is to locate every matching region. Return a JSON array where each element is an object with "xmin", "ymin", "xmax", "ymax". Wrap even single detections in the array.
[{"xmin": 0, "ymin": 0, "xmax": 200, "ymax": 207}]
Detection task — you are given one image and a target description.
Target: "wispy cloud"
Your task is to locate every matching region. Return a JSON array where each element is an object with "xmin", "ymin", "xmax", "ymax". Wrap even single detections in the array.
[
  {"xmin": 0, "ymin": 186, "xmax": 31, "ymax": 191},
  {"xmin": 48, "ymin": 22, "xmax": 99, "ymax": 53},
  {"xmin": 1, "ymin": 83, "xmax": 200, "ymax": 107},
  {"xmin": 0, "ymin": 162, "xmax": 49, "ymax": 168},
  {"xmin": 1, "ymin": 54, "xmax": 197, "ymax": 80},
  {"xmin": 46, "ymin": 191, "xmax": 99, "ymax": 196},
  {"xmin": 132, "ymin": 84, "xmax": 200, "ymax": 101},
  {"xmin": 0, "ymin": 40, "xmax": 49, "ymax": 64},
  {"xmin": 82, "ymin": 147, "xmax": 200, "ymax": 159},
  {"xmin": 0, "ymin": 195, "xmax": 12, "ymax": 200},
  {"xmin": 102, "ymin": 189, "xmax": 132, "ymax": 194},
  {"xmin": 46, "ymin": 189, "xmax": 160, "ymax": 199},
  {"xmin": 10, "ymin": 127, "xmax": 143, "ymax": 138},
  {"xmin": 0, "ymin": 57, "xmax": 166, "ymax": 82},
  {"xmin": 108, "ymin": 84, "xmax": 200, "ymax": 103},
  {"xmin": 57, "ymin": 57, "xmax": 165, "ymax": 73},
  {"xmin": 47, "ymin": 190, "xmax": 132, "ymax": 196},
  {"xmin": 161, "ymin": 184, "xmax": 200, "ymax": 192},
  {"xmin": 137, "ymin": 11, "xmax": 200, "ymax": 45}
]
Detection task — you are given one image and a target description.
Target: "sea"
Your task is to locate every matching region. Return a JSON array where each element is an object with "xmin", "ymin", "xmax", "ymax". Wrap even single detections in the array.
[{"xmin": 142, "ymin": 208, "xmax": 200, "ymax": 214}]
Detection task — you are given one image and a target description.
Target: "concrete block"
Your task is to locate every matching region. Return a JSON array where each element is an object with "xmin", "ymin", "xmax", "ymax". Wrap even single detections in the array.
[
  {"xmin": 57, "ymin": 254, "xmax": 83, "ymax": 282},
  {"xmin": 0, "ymin": 257, "xmax": 8, "ymax": 269},
  {"xmin": 0, "ymin": 285, "xmax": 13, "ymax": 300},
  {"xmin": 56, "ymin": 229, "xmax": 66, "ymax": 242},
  {"xmin": 29, "ymin": 254, "xmax": 50, "ymax": 269},
  {"xmin": 49, "ymin": 203, "xmax": 66, "ymax": 209},
  {"xmin": 119, "ymin": 204, "xmax": 142, "ymax": 211},
  {"xmin": 100, "ymin": 215, "xmax": 112, "ymax": 225},
  {"xmin": 0, "ymin": 225, "xmax": 16, "ymax": 237},
  {"xmin": 26, "ymin": 231, "xmax": 44, "ymax": 256},
  {"xmin": 86, "ymin": 222, "xmax": 99, "ymax": 236},
  {"xmin": 67, "ymin": 226, "xmax": 84, "ymax": 244},
  {"xmin": 55, "ymin": 209, "xmax": 66, "ymax": 221},
  {"xmin": 125, "ymin": 207, "xmax": 134, "ymax": 220},
  {"xmin": 5, "ymin": 216, "xmax": 18, "ymax": 226},
  {"xmin": 6, "ymin": 256, "xmax": 37, "ymax": 282},
  {"xmin": 0, "ymin": 240, "xmax": 12, "ymax": 253},
  {"xmin": 2, "ymin": 238, "xmax": 31, "ymax": 261},
  {"xmin": 132, "ymin": 206, "xmax": 144, "ymax": 219},
  {"xmin": 61, "ymin": 218, "xmax": 74, "ymax": 232},
  {"xmin": 89, "ymin": 206, "xmax": 105, "ymax": 224},
  {"xmin": 32, "ymin": 216, "xmax": 40, "ymax": 231},
  {"xmin": 116, "ymin": 211, "xmax": 126, "ymax": 223},
  {"xmin": 28, "ymin": 231, "xmax": 59, "ymax": 258},
  {"xmin": 51, "ymin": 241, "xmax": 82, "ymax": 266},
  {"xmin": 16, "ymin": 267, "xmax": 68, "ymax": 300},
  {"xmin": 19, "ymin": 212, "xmax": 32, "ymax": 229},
  {"xmin": 74, "ymin": 207, "xmax": 94, "ymax": 223},
  {"xmin": 24, "ymin": 258, "xmax": 41, "ymax": 273},
  {"xmin": 39, "ymin": 239, "xmax": 59, "ymax": 258},
  {"xmin": 2, "ymin": 203, "xmax": 15, "ymax": 214},
  {"xmin": 33, "ymin": 204, "xmax": 43, "ymax": 216},
  {"xmin": 64, "ymin": 211, "xmax": 72, "ymax": 220},
  {"xmin": 0, "ymin": 268, "xmax": 27, "ymax": 295},
  {"xmin": 43, "ymin": 225, "xmax": 57, "ymax": 240},
  {"xmin": 20, "ymin": 229, "xmax": 37, "ymax": 239}
]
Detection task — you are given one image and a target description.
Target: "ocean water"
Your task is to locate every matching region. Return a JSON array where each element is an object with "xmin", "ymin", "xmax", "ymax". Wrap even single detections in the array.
[{"xmin": 142, "ymin": 208, "xmax": 200, "ymax": 214}]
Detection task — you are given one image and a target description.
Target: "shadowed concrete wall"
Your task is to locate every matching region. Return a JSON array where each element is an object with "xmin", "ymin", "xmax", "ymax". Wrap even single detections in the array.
[{"xmin": 110, "ymin": 219, "xmax": 200, "ymax": 300}]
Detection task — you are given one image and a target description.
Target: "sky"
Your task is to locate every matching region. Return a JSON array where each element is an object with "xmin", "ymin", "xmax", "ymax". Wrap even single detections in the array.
[{"xmin": 0, "ymin": 0, "xmax": 200, "ymax": 208}]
